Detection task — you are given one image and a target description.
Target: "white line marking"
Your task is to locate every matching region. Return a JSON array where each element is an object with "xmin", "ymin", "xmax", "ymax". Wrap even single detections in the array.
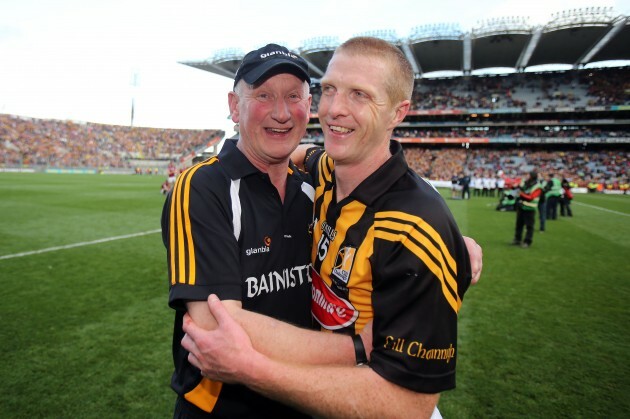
[
  {"xmin": 0, "ymin": 229, "xmax": 161, "ymax": 260},
  {"xmin": 573, "ymin": 201, "xmax": 630, "ymax": 217}
]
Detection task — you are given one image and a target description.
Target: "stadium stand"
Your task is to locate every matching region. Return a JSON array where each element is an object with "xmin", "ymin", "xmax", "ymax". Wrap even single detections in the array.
[
  {"xmin": 178, "ymin": 7, "xmax": 629, "ymax": 192},
  {"xmin": 2, "ymin": 7, "xmax": 628, "ymax": 191},
  {"xmin": 0, "ymin": 114, "xmax": 223, "ymax": 174}
]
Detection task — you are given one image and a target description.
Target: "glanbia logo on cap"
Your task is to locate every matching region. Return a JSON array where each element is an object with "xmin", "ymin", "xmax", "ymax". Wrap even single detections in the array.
[{"xmin": 311, "ymin": 268, "xmax": 358, "ymax": 330}]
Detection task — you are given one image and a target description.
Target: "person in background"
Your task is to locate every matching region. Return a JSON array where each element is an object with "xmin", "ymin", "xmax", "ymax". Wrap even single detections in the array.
[
  {"xmin": 560, "ymin": 178, "xmax": 573, "ymax": 217},
  {"xmin": 461, "ymin": 172, "xmax": 471, "ymax": 200},
  {"xmin": 513, "ymin": 170, "xmax": 542, "ymax": 248},
  {"xmin": 537, "ymin": 173, "xmax": 552, "ymax": 232},
  {"xmin": 496, "ymin": 175, "xmax": 505, "ymax": 199},
  {"xmin": 545, "ymin": 172, "xmax": 562, "ymax": 220},
  {"xmin": 496, "ymin": 187, "xmax": 517, "ymax": 211}
]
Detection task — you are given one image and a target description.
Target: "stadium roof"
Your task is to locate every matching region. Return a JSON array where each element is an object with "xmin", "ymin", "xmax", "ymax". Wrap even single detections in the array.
[{"xmin": 180, "ymin": 7, "xmax": 630, "ymax": 81}]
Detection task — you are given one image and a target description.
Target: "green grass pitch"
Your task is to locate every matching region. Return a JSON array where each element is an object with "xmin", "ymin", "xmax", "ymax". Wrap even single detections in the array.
[{"xmin": 1, "ymin": 172, "xmax": 628, "ymax": 418}]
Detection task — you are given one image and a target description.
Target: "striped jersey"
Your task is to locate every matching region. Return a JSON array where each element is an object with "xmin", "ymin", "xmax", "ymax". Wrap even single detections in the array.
[{"xmin": 305, "ymin": 140, "xmax": 472, "ymax": 393}]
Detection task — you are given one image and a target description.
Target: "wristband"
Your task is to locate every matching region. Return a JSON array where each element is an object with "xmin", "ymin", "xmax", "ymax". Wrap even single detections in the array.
[{"xmin": 351, "ymin": 334, "xmax": 368, "ymax": 366}]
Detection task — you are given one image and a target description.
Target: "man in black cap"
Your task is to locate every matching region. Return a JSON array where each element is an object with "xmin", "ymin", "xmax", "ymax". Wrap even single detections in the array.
[{"xmin": 163, "ymin": 43, "xmax": 325, "ymax": 418}]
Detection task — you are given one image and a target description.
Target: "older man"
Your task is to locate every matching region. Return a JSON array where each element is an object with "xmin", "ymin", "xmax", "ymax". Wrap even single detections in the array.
[{"xmin": 163, "ymin": 44, "xmax": 320, "ymax": 418}]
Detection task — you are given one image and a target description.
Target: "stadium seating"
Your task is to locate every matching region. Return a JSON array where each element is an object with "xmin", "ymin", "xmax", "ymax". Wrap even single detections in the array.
[
  {"xmin": 0, "ymin": 114, "xmax": 223, "ymax": 172},
  {"xmin": 1, "ymin": 68, "xmax": 627, "ymax": 189}
]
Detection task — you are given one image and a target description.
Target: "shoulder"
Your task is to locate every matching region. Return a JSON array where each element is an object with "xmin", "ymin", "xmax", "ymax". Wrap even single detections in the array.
[
  {"xmin": 177, "ymin": 158, "xmax": 228, "ymax": 190},
  {"xmin": 375, "ymin": 170, "xmax": 455, "ymax": 227},
  {"xmin": 304, "ymin": 146, "xmax": 327, "ymax": 174}
]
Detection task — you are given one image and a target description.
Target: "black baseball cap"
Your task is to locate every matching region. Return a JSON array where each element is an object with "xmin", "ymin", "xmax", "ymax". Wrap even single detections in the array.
[{"xmin": 233, "ymin": 44, "xmax": 310, "ymax": 88}]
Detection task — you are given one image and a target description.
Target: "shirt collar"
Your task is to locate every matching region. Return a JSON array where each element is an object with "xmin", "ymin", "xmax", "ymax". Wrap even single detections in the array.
[
  {"xmin": 218, "ymin": 137, "xmax": 302, "ymax": 181},
  {"xmin": 350, "ymin": 140, "xmax": 409, "ymax": 206}
]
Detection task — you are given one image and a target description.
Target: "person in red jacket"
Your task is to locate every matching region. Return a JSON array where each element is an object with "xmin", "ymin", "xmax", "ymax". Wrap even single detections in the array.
[{"xmin": 560, "ymin": 178, "xmax": 573, "ymax": 217}]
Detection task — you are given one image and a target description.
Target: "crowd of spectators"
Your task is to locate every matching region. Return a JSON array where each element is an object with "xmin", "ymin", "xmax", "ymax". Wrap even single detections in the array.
[
  {"xmin": 410, "ymin": 67, "xmax": 630, "ymax": 111},
  {"xmin": 393, "ymin": 126, "xmax": 629, "ymax": 140},
  {"xmin": 409, "ymin": 68, "xmax": 627, "ymax": 110},
  {"xmin": 307, "ymin": 67, "xmax": 629, "ymax": 112},
  {"xmin": 403, "ymin": 145, "xmax": 628, "ymax": 190},
  {"xmin": 2, "ymin": 67, "xmax": 627, "ymax": 189},
  {"xmin": 0, "ymin": 114, "xmax": 223, "ymax": 169}
]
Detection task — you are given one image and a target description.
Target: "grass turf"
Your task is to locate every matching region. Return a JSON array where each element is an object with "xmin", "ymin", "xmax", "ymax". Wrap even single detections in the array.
[{"xmin": 1, "ymin": 172, "xmax": 628, "ymax": 418}]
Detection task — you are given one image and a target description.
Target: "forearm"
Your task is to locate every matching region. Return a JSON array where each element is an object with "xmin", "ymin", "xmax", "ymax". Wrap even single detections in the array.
[
  {"xmin": 230, "ymin": 307, "xmax": 356, "ymax": 366},
  {"xmin": 186, "ymin": 299, "xmax": 358, "ymax": 366},
  {"xmin": 242, "ymin": 353, "xmax": 438, "ymax": 419},
  {"xmin": 290, "ymin": 144, "xmax": 316, "ymax": 170}
]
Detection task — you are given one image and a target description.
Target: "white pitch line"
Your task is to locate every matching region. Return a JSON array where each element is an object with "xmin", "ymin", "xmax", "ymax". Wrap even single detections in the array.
[
  {"xmin": 573, "ymin": 201, "xmax": 630, "ymax": 217},
  {"xmin": 0, "ymin": 229, "xmax": 161, "ymax": 260}
]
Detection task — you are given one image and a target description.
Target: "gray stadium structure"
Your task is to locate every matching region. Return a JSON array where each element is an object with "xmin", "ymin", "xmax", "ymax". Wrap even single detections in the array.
[
  {"xmin": 180, "ymin": 7, "xmax": 629, "ymax": 155},
  {"xmin": 181, "ymin": 8, "xmax": 629, "ymax": 81}
]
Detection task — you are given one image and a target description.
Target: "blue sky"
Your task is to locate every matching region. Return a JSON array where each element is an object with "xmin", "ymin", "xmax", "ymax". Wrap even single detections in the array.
[{"xmin": 0, "ymin": 0, "xmax": 628, "ymax": 130}]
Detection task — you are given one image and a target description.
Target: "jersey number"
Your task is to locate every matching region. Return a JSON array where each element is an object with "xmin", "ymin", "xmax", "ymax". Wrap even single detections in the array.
[{"xmin": 317, "ymin": 234, "xmax": 329, "ymax": 262}]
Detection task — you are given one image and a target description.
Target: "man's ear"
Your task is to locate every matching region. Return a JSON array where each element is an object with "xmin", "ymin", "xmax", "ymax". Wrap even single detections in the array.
[
  {"xmin": 228, "ymin": 91, "xmax": 240, "ymax": 123},
  {"xmin": 388, "ymin": 99, "xmax": 410, "ymax": 130}
]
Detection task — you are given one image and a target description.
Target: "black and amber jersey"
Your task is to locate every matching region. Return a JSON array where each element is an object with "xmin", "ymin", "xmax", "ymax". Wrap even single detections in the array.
[
  {"xmin": 305, "ymin": 140, "xmax": 472, "ymax": 394},
  {"xmin": 162, "ymin": 139, "xmax": 314, "ymax": 418}
]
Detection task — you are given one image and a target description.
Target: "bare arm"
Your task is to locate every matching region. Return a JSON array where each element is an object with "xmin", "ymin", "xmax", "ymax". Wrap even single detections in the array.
[
  {"xmin": 184, "ymin": 295, "xmax": 437, "ymax": 419},
  {"xmin": 290, "ymin": 144, "xmax": 317, "ymax": 170},
  {"xmin": 185, "ymin": 298, "xmax": 367, "ymax": 366},
  {"xmin": 463, "ymin": 235, "xmax": 483, "ymax": 284}
]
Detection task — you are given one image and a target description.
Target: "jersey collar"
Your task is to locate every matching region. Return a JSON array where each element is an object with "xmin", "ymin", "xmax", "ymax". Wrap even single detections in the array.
[
  {"xmin": 349, "ymin": 140, "xmax": 409, "ymax": 206},
  {"xmin": 219, "ymin": 137, "xmax": 302, "ymax": 182}
]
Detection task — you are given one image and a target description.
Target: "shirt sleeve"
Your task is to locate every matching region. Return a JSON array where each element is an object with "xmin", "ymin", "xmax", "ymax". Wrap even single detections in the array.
[
  {"xmin": 162, "ymin": 165, "xmax": 242, "ymax": 311},
  {"xmin": 368, "ymin": 202, "xmax": 471, "ymax": 394},
  {"xmin": 304, "ymin": 146, "xmax": 325, "ymax": 175}
]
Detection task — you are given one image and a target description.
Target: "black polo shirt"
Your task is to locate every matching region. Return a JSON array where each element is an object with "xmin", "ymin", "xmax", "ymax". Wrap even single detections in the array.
[{"xmin": 162, "ymin": 139, "xmax": 313, "ymax": 418}]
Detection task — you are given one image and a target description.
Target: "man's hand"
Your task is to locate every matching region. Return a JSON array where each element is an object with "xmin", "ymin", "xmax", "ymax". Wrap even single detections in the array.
[
  {"xmin": 182, "ymin": 294, "xmax": 257, "ymax": 383},
  {"xmin": 463, "ymin": 236, "xmax": 483, "ymax": 285}
]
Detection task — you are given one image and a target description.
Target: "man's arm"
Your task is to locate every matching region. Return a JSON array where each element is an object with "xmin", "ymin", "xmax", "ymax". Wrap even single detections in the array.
[
  {"xmin": 463, "ymin": 236, "xmax": 483, "ymax": 285},
  {"xmin": 185, "ymin": 234, "xmax": 480, "ymax": 364},
  {"xmin": 185, "ymin": 299, "xmax": 367, "ymax": 366},
  {"xmin": 290, "ymin": 144, "xmax": 317, "ymax": 170},
  {"xmin": 184, "ymin": 295, "xmax": 438, "ymax": 419}
]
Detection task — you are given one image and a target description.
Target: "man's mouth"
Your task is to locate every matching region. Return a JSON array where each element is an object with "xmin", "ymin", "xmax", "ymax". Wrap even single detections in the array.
[
  {"xmin": 329, "ymin": 125, "xmax": 353, "ymax": 134},
  {"xmin": 267, "ymin": 128, "xmax": 291, "ymax": 134}
]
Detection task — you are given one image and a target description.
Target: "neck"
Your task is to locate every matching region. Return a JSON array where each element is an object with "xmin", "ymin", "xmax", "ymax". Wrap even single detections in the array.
[
  {"xmin": 237, "ymin": 140, "xmax": 289, "ymax": 202},
  {"xmin": 335, "ymin": 142, "xmax": 391, "ymax": 201},
  {"xmin": 267, "ymin": 165, "xmax": 288, "ymax": 202}
]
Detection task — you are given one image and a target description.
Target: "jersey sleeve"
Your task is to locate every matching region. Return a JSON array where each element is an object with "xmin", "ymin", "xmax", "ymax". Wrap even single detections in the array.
[
  {"xmin": 368, "ymin": 199, "xmax": 471, "ymax": 394},
  {"xmin": 162, "ymin": 164, "xmax": 242, "ymax": 311},
  {"xmin": 303, "ymin": 146, "xmax": 325, "ymax": 176}
]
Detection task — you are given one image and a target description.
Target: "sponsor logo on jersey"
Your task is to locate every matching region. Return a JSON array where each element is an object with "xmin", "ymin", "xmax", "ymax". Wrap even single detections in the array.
[
  {"xmin": 245, "ymin": 246, "xmax": 269, "ymax": 256},
  {"xmin": 320, "ymin": 220, "xmax": 337, "ymax": 241},
  {"xmin": 331, "ymin": 246, "xmax": 356, "ymax": 285},
  {"xmin": 311, "ymin": 268, "xmax": 358, "ymax": 330},
  {"xmin": 245, "ymin": 264, "xmax": 311, "ymax": 297},
  {"xmin": 245, "ymin": 237, "xmax": 271, "ymax": 256},
  {"xmin": 384, "ymin": 336, "xmax": 456, "ymax": 363}
]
